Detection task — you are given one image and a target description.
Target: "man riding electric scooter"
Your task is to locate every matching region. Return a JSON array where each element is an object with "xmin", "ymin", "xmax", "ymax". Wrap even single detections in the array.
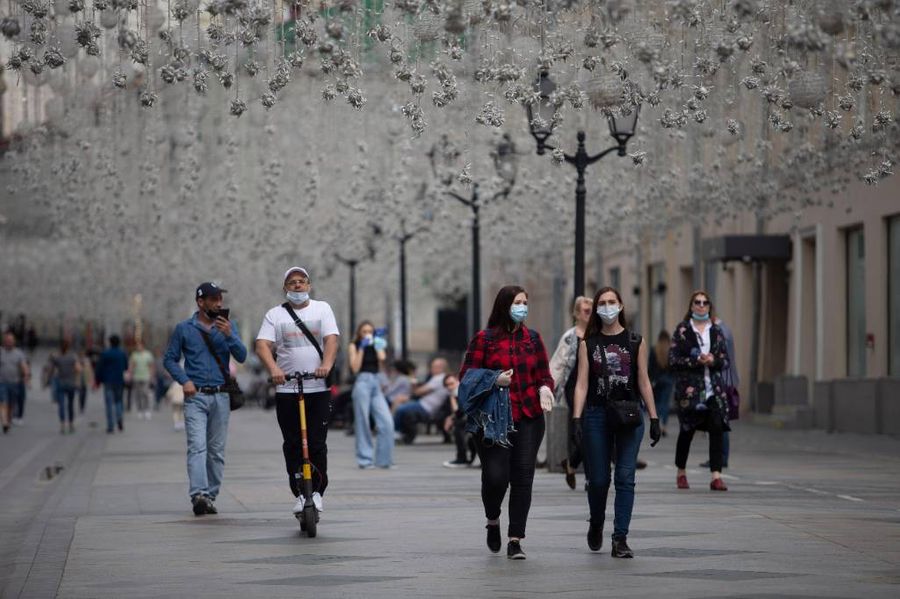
[{"xmin": 256, "ymin": 267, "xmax": 339, "ymax": 522}]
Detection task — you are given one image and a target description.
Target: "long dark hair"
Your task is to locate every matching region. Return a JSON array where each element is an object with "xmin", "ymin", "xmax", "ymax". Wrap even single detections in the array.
[
  {"xmin": 353, "ymin": 320, "xmax": 374, "ymax": 344},
  {"xmin": 584, "ymin": 287, "xmax": 627, "ymax": 339},
  {"xmin": 486, "ymin": 285, "xmax": 527, "ymax": 332},
  {"xmin": 683, "ymin": 290, "xmax": 716, "ymax": 323}
]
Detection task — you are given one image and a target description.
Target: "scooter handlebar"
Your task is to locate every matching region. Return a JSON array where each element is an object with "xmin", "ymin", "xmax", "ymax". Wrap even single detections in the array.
[{"xmin": 268, "ymin": 371, "xmax": 321, "ymax": 383}]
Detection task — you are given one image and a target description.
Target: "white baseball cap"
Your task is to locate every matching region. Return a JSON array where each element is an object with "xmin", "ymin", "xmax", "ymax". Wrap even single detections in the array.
[{"xmin": 283, "ymin": 267, "xmax": 310, "ymax": 283}]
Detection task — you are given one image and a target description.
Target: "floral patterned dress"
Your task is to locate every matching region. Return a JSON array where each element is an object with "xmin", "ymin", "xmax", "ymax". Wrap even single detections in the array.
[{"xmin": 668, "ymin": 319, "xmax": 731, "ymax": 433}]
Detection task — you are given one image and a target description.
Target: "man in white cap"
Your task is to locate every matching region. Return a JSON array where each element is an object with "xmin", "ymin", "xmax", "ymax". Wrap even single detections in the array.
[{"xmin": 256, "ymin": 267, "xmax": 339, "ymax": 517}]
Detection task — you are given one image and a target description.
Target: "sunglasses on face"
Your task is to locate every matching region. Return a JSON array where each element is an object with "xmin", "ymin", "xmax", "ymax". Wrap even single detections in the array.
[{"xmin": 693, "ymin": 299, "xmax": 710, "ymax": 307}]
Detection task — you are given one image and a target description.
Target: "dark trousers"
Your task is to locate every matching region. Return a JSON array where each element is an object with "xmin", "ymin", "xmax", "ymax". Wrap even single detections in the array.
[
  {"xmin": 452, "ymin": 412, "xmax": 476, "ymax": 463},
  {"xmin": 78, "ymin": 384, "xmax": 87, "ymax": 413},
  {"xmin": 275, "ymin": 391, "xmax": 331, "ymax": 497},
  {"xmin": 476, "ymin": 414, "xmax": 545, "ymax": 539},
  {"xmin": 675, "ymin": 406, "xmax": 725, "ymax": 472},
  {"xmin": 15, "ymin": 382, "xmax": 26, "ymax": 419}
]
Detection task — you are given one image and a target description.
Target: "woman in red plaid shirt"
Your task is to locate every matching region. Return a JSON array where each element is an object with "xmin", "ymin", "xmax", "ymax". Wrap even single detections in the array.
[{"xmin": 459, "ymin": 285, "xmax": 555, "ymax": 560}]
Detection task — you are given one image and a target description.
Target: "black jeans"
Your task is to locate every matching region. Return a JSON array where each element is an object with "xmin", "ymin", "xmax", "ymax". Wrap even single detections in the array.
[
  {"xmin": 275, "ymin": 391, "xmax": 331, "ymax": 497},
  {"xmin": 476, "ymin": 414, "xmax": 545, "ymax": 539},
  {"xmin": 675, "ymin": 405, "xmax": 725, "ymax": 472}
]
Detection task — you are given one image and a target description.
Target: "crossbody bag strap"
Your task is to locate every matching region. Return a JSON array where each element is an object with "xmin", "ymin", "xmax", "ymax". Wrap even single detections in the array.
[
  {"xmin": 198, "ymin": 329, "xmax": 231, "ymax": 382},
  {"xmin": 281, "ymin": 303, "xmax": 324, "ymax": 361}
]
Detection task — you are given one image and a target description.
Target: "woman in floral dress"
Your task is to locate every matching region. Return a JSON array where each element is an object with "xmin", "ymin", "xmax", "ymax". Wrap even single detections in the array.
[{"xmin": 669, "ymin": 290, "xmax": 731, "ymax": 491}]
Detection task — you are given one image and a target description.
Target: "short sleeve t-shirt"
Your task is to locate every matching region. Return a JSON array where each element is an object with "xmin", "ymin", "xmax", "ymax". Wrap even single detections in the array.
[
  {"xmin": 0, "ymin": 347, "xmax": 27, "ymax": 383},
  {"xmin": 417, "ymin": 373, "xmax": 449, "ymax": 416},
  {"xmin": 51, "ymin": 353, "xmax": 79, "ymax": 387},
  {"xmin": 257, "ymin": 300, "xmax": 340, "ymax": 394},
  {"xmin": 129, "ymin": 350, "xmax": 154, "ymax": 382}
]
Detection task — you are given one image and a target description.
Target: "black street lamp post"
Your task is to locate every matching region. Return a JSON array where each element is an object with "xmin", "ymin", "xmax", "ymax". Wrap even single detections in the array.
[
  {"xmin": 429, "ymin": 134, "xmax": 517, "ymax": 337},
  {"xmin": 526, "ymin": 71, "xmax": 639, "ymax": 299},
  {"xmin": 335, "ymin": 239, "xmax": 376, "ymax": 335},
  {"xmin": 334, "ymin": 256, "xmax": 360, "ymax": 334}
]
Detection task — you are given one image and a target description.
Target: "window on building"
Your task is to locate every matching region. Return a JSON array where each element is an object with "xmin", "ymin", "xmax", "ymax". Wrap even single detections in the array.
[
  {"xmin": 846, "ymin": 227, "xmax": 866, "ymax": 377},
  {"xmin": 890, "ymin": 216, "xmax": 900, "ymax": 377},
  {"xmin": 609, "ymin": 267, "xmax": 621, "ymax": 291},
  {"xmin": 648, "ymin": 263, "xmax": 666, "ymax": 337}
]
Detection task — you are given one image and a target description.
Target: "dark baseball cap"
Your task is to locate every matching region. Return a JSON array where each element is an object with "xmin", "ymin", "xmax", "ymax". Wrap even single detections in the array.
[{"xmin": 196, "ymin": 282, "xmax": 227, "ymax": 298}]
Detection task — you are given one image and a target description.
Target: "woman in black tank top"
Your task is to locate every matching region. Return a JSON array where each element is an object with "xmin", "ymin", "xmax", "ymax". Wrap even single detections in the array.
[{"xmin": 572, "ymin": 287, "xmax": 661, "ymax": 558}]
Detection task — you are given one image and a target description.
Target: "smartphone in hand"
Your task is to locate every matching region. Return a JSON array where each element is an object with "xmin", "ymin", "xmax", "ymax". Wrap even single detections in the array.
[{"xmin": 218, "ymin": 308, "xmax": 230, "ymax": 320}]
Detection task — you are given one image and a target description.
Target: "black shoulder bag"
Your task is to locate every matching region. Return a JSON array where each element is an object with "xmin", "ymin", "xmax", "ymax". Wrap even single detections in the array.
[
  {"xmin": 282, "ymin": 303, "xmax": 336, "ymax": 387},
  {"xmin": 198, "ymin": 330, "xmax": 245, "ymax": 411},
  {"xmin": 600, "ymin": 331, "xmax": 642, "ymax": 430}
]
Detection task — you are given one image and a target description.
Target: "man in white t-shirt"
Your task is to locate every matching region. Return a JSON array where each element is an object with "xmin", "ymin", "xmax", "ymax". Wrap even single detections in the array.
[{"xmin": 255, "ymin": 267, "xmax": 339, "ymax": 516}]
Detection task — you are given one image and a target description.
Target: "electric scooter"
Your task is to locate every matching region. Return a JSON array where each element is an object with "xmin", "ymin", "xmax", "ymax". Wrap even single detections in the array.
[{"xmin": 281, "ymin": 371, "xmax": 321, "ymax": 537}]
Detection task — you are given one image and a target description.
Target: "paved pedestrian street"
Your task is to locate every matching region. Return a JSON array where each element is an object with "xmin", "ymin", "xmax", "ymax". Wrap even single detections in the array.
[{"xmin": 2, "ymin": 394, "xmax": 899, "ymax": 599}]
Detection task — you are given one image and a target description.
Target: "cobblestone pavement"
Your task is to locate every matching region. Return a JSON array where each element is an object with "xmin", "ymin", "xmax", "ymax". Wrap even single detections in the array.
[{"xmin": 1, "ymin": 385, "xmax": 899, "ymax": 598}]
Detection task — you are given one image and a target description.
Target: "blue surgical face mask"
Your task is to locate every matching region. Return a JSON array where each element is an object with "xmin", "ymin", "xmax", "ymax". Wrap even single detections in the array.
[
  {"xmin": 510, "ymin": 304, "xmax": 528, "ymax": 323},
  {"xmin": 597, "ymin": 305, "xmax": 621, "ymax": 324},
  {"xmin": 286, "ymin": 291, "xmax": 309, "ymax": 305},
  {"xmin": 691, "ymin": 312, "xmax": 710, "ymax": 321}
]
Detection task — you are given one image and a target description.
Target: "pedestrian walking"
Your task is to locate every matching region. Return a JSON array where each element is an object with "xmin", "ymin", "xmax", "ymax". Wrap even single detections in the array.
[
  {"xmin": 47, "ymin": 339, "xmax": 81, "ymax": 434},
  {"xmin": 256, "ymin": 267, "xmax": 339, "ymax": 516},
  {"xmin": 129, "ymin": 341, "xmax": 155, "ymax": 419},
  {"xmin": 163, "ymin": 282, "xmax": 247, "ymax": 516},
  {"xmin": 648, "ymin": 330, "xmax": 674, "ymax": 437},
  {"xmin": 153, "ymin": 347, "xmax": 172, "ymax": 411},
  {"xmin": 0, "ymin": 332, "xmax": 30, "ymax": 433},
  {"xmin": 167, "ymin": 377, "xmax": 185, "ymax": 431},
  {"xmin": 549, "ymin": 296, "xmax": 593, "ymax": 490},
  {"xmin": 458, "ymin": 285, "xmax": 555, "ymax": 560},
  {"xmin": 76, "ymin": 349, "xmax": 92, "ymax": 414},
  {"xmin": 571, "ymin": 287, "xmax": 661, "ymax": 558},
  {"xmin": 670, "ymin": 290, "xmax": 731, "ymax": 491},
  {"xmin": 96, "ymin": 335, "xmax": 129, "ymax": 433},
  {"xmin": 348, "ymin": 321, "xmax": 394, "ymax": 468}
]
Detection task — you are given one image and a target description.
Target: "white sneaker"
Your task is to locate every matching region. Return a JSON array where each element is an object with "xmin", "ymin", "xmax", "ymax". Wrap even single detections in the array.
[
  {"xmin": 292, "ymin": 495, "xmax": 305, "ymax": 515},
  {"xmin": 311, "ymin": 492, "xmax": 323, "ymax": 512}
]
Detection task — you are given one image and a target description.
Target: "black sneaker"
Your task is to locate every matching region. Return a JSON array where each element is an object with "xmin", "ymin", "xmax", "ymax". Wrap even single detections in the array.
[
  {"xmin": 507, "ymin": 540, "xmax": 526, "ymax": 560},
  {"xmin": 611, "ymin": 536, "xmax": 634, "ymax": 558},
  {"xmin": 205, "ymin": 498, "xmax": 218, "ymax": 515},
  {"xmin": 191, "ymin": 495, "xmax": 208, "ymax": 516},
  {"xmin": 117, "ymin": 419, "xmax": 124, "ymax": 432},
  {"xmin": 486, "ymin": 524, "xmax": 501, "ymax": 553},
  {"xmin": 587, "ymin": 522, "xmax": 603, "ymax": 551}
]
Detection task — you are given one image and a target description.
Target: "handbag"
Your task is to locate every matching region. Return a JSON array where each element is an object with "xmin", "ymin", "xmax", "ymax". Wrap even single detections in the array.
[
  {"xmin": 198, "ymin": 330, "xmax": 245, "ymax": 411},
  {"xmin": 282, "ymin": 303, "xmax": 336, "ymax": 387},
  {"xmin": 598, "ymin": 334, "xmax": 642, "ymax": 430}
]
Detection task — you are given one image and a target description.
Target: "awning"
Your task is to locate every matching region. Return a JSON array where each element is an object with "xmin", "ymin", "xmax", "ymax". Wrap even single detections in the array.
[{"xmin": 702, "ymin": 235, "xmax": 792, "ymax": 262}]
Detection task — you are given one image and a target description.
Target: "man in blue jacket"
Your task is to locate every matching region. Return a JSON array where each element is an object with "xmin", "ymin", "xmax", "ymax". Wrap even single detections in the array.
[
  {"xmin": 95, "ymin": 335, "xmax": 129, "ymax": 434},
  {"xmin": 164, "ymin": 282, "xmax": 247, "ymax": 516}
]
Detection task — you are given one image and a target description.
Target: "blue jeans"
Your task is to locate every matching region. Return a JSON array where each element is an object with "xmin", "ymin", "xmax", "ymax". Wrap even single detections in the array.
[
  {"xmin": 394, "ymin": 401, "xmax": 430, "ymax": 442},
  {"xmin": 351, "ymin": 373, "xmax": 394, "ymax": 467},
  {"xmin": 184, "ymin": 392, "xmax": 230, "ymax": 499},
  {"xmin": 103, "ymin": 383, "xmax": 125, "ymax": 432},
  {"xmin": 582, "ymin": 405, "xmax": 645, "ymax": 540},
  {"xmin": 55, "ymin": 383, "xmax": 76, "ymax": 423}
]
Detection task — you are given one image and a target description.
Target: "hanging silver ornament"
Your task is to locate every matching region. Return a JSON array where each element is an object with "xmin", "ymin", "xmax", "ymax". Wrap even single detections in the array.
[
  {"xmin": 140, "ymin": 90, "xmax": 158, "ymax": 108},
  {"xmin": 230, "ymin": 99, "xmax": 247, "ymax": 117},
  {"xmin": 788, "ymin": 72, "xmax": 827, "ymax": 109},
  {"xmin": 112, "ymin": 71, "xmax": 127, "ymax": 88}
]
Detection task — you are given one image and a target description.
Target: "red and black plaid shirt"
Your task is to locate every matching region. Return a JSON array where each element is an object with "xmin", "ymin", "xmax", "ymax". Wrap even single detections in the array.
[{"xmin": 459, "ymin": 326, "xmax": 554, "ymax": 422}]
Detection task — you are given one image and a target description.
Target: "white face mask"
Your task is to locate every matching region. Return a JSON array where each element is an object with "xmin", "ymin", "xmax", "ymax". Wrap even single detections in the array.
[
  {"xmin": 286, "ymin": 291, "xmax": 309, "ymax": 305},
  {"xmin": 596, "ymin": 304, "xmax": 621, "ymax": 324}
]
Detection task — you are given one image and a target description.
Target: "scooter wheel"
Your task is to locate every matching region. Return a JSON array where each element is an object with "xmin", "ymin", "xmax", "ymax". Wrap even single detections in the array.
[
  {"xmin": 296, "ymin": 511, "xmax": 307, "ymax": 531},
  {"xmin": 303, "ymin": 505, "xmax": 317, "ymax": 538}
]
